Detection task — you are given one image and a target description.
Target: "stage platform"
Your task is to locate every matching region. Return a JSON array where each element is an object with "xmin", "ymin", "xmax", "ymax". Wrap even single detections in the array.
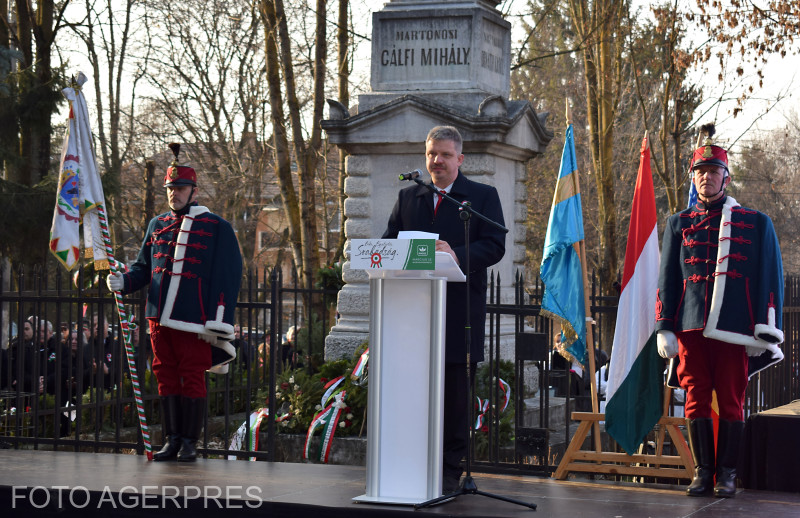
[{"xmin": 1, "ymin": 449, "xmax": 799, "ymax": 517}]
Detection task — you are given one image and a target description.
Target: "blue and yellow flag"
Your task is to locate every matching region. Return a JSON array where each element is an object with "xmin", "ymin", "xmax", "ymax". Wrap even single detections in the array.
[{"xmin": 540, "ymin": 124, "xmax": 587, "ymax": 366}]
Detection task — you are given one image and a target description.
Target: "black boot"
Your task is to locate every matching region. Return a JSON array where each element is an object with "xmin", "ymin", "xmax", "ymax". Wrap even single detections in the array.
[
  {"xmin": 714, "ymin": 420, "xmax": 744, "ymax": 498},
  {"xmin": 177, "ymin": 397, "xmax": 206, "ymax": 462},
  {"xmin": 686, "ymin": 418, "xmax": 715, "ymax": 496},
  {"xmin": 153, "ymin": 395, "xmax": 182, "ymax": 461}
]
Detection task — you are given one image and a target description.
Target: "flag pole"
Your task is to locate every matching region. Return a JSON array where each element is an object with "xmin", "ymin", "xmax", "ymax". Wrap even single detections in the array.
[
  {"xmin": 98, "ymin": 210, "xmax": 154, "ymax": 460},
  {"xmin": 565, "ymin": 100, "xmax": 601, "ymax": 451},
  {"xmin": 58, "ymin": 76, "xmax": 153, "ymax": 459},
  {"xmin": 554, "ymin": 130, "xmax": 694, "ymax": 480}
]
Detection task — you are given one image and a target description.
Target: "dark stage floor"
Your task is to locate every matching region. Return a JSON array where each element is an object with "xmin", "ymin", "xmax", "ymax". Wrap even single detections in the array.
[{"xmin": 1, "ymin": 449, "xmax": 798, "ymax": 517}]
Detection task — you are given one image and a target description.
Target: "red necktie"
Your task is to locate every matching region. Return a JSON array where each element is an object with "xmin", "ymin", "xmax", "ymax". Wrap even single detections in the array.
[{"xmin": 434, "ymin": 190, "xmax": 446, "ymax": 216}]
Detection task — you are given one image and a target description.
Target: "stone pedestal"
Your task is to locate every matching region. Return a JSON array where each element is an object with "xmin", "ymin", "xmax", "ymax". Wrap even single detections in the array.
[{"xmin": 322, "ymin": 0, "xmax": 553, "ymax": 363}]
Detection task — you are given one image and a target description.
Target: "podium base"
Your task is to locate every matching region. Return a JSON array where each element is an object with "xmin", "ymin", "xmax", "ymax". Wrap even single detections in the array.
[
  {"xmin": 414, "ymin": 475, "xmax": 537, "ymax": 510},
  {"xmin": 352, "ymin": 493, "xmax": 441, "ymax": 506}
]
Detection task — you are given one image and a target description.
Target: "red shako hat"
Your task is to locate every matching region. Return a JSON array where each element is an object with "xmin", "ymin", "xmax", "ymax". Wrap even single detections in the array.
[
  {"xmin": 690, "ymin": 123, "xmax": 729, "ymax": 174},
  {"xmin": 163, "ymin": 143, "xmax": 197, "ymax": 187}
]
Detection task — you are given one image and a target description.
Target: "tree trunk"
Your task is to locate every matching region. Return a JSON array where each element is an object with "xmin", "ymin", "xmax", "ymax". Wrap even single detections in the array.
[
  {"xmin": 14, "ymin": 0, "xmax": 34, "ymax": 186},
  {"xmin": 0, "ymin": 0, "xmax": 22, "ymax": 183},
  {"xmin": 568, "ymin": 0, "xmax": 621, "ymax": 292},
  {"xmin": 260, "ymin": 0, "xmax": 303, "ymax": 276},
  {"xmin": 271, "ymin": 0, "xmax": 326, "ymax": 291},
  {"xmin": 32, "ymin": 0, "xmax": 55, "ymax": 184},
  {"xmin": 141, "ymin": 161, "xmax": 156, "ymax": 242},
  {"xmin": 333, "ymin": 0, "xmax": 349, "ymax": 264}
]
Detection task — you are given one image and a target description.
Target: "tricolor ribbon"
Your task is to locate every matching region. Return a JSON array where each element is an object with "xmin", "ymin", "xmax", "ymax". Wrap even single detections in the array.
[
  {"xmin": 321, "ymin": 375, "xmax": 345, "ymax": 407},
  {"xmin": 229, "ymin": 408, "xmax": 291, "ymax": 461},
  {"xmin": 498, "ymin": 377, "xmax": 511, "ymax": 412},
  {"xmin": 304, "ymin": 390, "xmax": 347, "ymax": 463},
  {"xmin": 351, "ymin": 348, "xmax": 369, "ymax": 384},
  {"xmin": 474, "ymin": 377, "xmax": 511, "ymax": 430},
  {"xmin": 303, "ymin": 351, "xmax": 371, "ymax": 463},
  {"xmin": 228, "ymin": 408, "xmax": 268, "ymax": 460},
  {"xmin": 474, "ymin": 397, "xmax": 489, "ymax": 430}
]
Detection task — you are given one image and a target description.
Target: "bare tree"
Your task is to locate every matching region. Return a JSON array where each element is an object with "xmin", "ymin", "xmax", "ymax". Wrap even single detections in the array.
[
  {"xmin": 332, "ymin": 0, "xmax": 349, "ymax": 264},
  {"xmin": 731, "ymin": 117, "xmax": 800, "ymax": 275},
  {"xmin": 512, "ymin": 0, "xmax": 628, "ymax": 291},
  {"xmin": 511, "ymin": 0, "xmax": 587, "ymax": 272},
  {"xmin": 689, "ymin": 1, "xmax": 800, "ymax": 112},
  {"xmin": 564, "ymin": 0, "xmax": 627, "ymax": 292},
  {"xmin": 62, "ymin": 0, "xmax": 150, "ymax": 257},
  {"xmin": 136, "ymin": 0, "xmax": 271, "ymax": 268},
  {"xmin": 628, "ymin": 1, "xmax": 701, "ymax": 215},
  {"xmin": 259, "ymin": 0, "xmax": 330, "ymax": 289}
]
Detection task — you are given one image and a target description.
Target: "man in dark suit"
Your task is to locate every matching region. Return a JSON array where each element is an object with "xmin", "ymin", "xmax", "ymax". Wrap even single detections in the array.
[{"xmin": 382, "ymin": 125, "xmax": 506, "ymax": 493}]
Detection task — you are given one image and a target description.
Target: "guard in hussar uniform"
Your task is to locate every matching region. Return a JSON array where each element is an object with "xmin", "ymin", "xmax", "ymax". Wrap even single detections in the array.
[
  {"xmin": 107, "ymin": 143, "xmax": 242, "ymax": 462},
  {"xmin": 655, "ymin": 124, "xmax": 784, "ymax": 497}
]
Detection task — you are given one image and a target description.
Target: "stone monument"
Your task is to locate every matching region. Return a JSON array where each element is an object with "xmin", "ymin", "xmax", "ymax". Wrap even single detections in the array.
[{"xmin": 322, "ymin": 0, "xmax": 553, "ymax": 362}]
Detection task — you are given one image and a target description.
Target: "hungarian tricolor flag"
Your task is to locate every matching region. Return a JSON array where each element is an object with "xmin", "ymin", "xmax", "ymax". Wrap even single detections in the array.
[{"xmin": 604, "ymin": 133, "xmax": 664, "ymax": 455}]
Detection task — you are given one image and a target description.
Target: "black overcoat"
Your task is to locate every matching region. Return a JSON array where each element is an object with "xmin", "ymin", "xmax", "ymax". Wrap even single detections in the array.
[{"xmin": 382, "ymin": 172, "xmax": 506, "ymax": 363}]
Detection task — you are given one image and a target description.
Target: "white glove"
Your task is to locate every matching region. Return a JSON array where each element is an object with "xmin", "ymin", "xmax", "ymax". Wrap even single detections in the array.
[
  {"xmin": 745, "ymin": 346, "xmax": 762, "ymax": 357},
  {"xmin": 198, "ymin": 333, "xmax": 217, "ymax": 345},
  {"xmin": 106, "ymin": 272, "xmax": 124, "ymax": 291},
  {"xmin": 656, "ymin": 330, "xmax": 679, "ymax": 359}
]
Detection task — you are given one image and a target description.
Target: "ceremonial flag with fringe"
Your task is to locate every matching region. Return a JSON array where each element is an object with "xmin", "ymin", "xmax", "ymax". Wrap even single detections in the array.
[
  {"xmin": 540, "ymin": 123, "xmax": 587, "ymax": 366},
  {"xmin": 49, "ymin": 72, "xmax": 109, "ymax": 271},
  {"xmin": 604, "ymin": 134, "xmax": 664, "ymax": 455}
]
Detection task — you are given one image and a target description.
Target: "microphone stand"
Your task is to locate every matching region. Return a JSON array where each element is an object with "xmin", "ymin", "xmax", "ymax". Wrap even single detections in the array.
[{"xmin": 407, "ymin": 177, "xmax": 536, "ymax": 511}]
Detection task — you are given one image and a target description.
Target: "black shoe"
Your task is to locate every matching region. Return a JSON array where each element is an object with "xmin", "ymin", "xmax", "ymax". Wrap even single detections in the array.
[
  {"xmin": 153, "ymin": 395, "xmax": 181, "ymax": 462},
  {"xmin": 177, "ymin": 396, "xmax": 206, "ymax": 462},
  {"xmin": 713, "ymin": 420, "xmax": 744, "ymax": 498},
  {"xmin": 686, "ymin": 418, "xmax": 715, "ymax": 497},
  {"xmin": 154, "ymin": 434, "xmax": 182, "ymax": 461},
  {"xmin": 714, "ymin": 467, "xmax": 737, "ymax": 498},
  {"xmin": 177, "ymin": 437, "xmax": 197, "ymax": 462},
  {"xmin": 686, "ymin": 467, "xmax": 715, "ymax": 496}
]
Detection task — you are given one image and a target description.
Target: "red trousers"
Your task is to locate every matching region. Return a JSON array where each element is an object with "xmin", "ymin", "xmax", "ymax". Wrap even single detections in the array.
[
  {"xmin": 149, "ymin": 320, "xmax": 211, "ymax": 398},
  {"xmin": 676, "ymin": 330, "xmax": 748, "ymax": 421}
]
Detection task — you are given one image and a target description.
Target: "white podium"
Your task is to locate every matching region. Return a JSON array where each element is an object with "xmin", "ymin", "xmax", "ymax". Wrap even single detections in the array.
[{"xmin": 353, "ymin": 252, "xmax": 465, "ymax": 505}]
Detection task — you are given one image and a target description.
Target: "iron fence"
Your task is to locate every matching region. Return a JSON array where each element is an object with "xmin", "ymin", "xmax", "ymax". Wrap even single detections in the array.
[
  {"xmin": 479, "ymin": 271, "xmax": 800, "ymax": 477},
  {"xmin": 0, "ymin": 263, "xmax": 336, "ymax": 461},
  {"xmin": 1, "ymin": 261, "xmax": 798, "ymax": 477}
]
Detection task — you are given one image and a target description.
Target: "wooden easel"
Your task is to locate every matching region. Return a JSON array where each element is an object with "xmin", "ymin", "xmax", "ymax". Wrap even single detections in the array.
[
  {"xmin": 553, "ymin": 388, "xmax": 694, "ymax": 480},
  {"xmin": 552, "ymin": 120, "xmax": 693, "ymax": 481}
]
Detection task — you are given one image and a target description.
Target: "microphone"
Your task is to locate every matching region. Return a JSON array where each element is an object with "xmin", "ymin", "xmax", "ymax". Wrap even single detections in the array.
[{"xmin": 398, "ymin": 169, "xmax": 422, "ymax": 181}]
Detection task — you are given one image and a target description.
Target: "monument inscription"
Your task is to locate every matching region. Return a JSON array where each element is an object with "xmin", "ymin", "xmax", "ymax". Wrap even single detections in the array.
[
  {"xmin": 377, "ymin": 18, "xmax": 472, "ymax": 74},
  {"xmin": 371, "ymin": 7, "xmax": 510, "ymax": 96}
]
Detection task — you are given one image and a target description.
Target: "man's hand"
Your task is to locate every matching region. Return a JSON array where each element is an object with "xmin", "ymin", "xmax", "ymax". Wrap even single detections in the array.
[
  {"xmin": 106, "ymin": 272, "xmax": 124, "ymax": 291},
  {"xmin": 745, "ymin": 346, "xmax": 763, "ymax": 357},
  {"xmin": 656, "ymin": 330, "xmax": 679, "ymax": 359},
  {"xmin": 198, "ymin": 333, "xmax": 217, "ymax": 345},
  {"xmin": 435, "ymin": 240, "xmax": 459, "ymax": 265}
]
